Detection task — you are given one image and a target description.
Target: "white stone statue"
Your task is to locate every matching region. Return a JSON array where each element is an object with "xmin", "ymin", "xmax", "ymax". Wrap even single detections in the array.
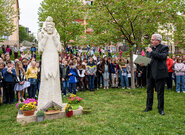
[{"xmin": 37, "ymin": 16, "xmax": 62, "ymax": 110}]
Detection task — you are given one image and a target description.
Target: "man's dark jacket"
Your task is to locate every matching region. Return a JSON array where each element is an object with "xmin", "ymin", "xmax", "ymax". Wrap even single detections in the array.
[{"xmin": 147, "ymin": 44, "xmax": 169, "ymax": 80}]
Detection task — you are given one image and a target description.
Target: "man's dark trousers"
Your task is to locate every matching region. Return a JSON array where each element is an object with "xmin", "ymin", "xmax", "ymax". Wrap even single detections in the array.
[{"xmin": 147, "ymin": 75, "xmax": 165, "ymax": 112}]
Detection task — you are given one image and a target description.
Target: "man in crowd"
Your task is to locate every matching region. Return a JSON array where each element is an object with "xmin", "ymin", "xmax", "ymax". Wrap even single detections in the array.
[{"xmin": 144, "ymin": 34, "xmax": 169, "ymax": 115}]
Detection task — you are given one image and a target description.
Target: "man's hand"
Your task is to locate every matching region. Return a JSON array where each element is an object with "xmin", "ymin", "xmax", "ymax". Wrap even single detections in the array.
[
  {"xmin": 62, "ymin": 78, "xmax": 65, "ymax": 81},
  {"xmin": 68, "ymin": 73, "xmax": 72, "ymax": 76},
  {"xmin": 147, "ymin": 47, "xmax": 152, "ymax": 53},
  {"xmin": 91, "ymin": 73, "xmax": 94, "ymax": 75}
]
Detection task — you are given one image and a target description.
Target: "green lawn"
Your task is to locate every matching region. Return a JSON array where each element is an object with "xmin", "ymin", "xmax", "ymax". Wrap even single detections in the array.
[{"xmin": 0, "ymin": 88, "xmax": 184, "ymax": 135}]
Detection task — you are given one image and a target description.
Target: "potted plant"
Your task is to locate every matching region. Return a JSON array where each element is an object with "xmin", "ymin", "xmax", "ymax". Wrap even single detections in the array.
[
  {"xmin": 67, "ymin": 94, "xmax": 83, "ymax": 104},
  {"xmin": 36, "ymin": 110, "xmax": 44, "ymax": 122},
  {"xmin": 20, "ymin": 101, "xmax": 37, "ymax": 116},
  {"xmin": 67, "ymin": 94, "xmax": 83, "ymax": 110},
  {"xmin": 16, "ymin": 102, "xmax": 25, "ymax": 114},
  {"xmin": 64, "ymin": 104, "xmax": 73, "ymax": 117},
  {"xmin": 45, "ymin": 105, "xmax": 61, "ymax": 115}
]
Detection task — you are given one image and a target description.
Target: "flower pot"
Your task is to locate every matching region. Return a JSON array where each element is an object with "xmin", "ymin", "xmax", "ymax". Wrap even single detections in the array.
[
  {"xmin": 22, "ymin": 110, "xmax": 35, "ymax": 116},
  {"xmin": 66, "ymin": 111, "xmax": 73, "ymax": 117},
  {"xmin": 37, "ymin": 116, "xmax": 44, "ymax": 122},
  {"xmin": 18, "ymin": 109, "xmax": 23, "ymax": 115}
]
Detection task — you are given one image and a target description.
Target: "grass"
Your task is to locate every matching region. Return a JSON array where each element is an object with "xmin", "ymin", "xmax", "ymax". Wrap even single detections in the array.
[{"xmin": 0, "ymin": 88, "xmax": 185, "ymax": 135}]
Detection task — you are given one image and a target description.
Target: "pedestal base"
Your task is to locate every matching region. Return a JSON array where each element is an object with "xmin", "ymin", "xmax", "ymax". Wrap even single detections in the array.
[{"xmin": 16, "ymin": 104, "xmax": 83, "ymax": 125}]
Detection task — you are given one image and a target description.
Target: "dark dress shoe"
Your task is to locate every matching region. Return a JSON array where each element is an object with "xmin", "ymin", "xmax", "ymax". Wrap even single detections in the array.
[
  {"xmin": 159, "ymin": 111, "xmax": 165, "ymax": 115},
  {"xmin": 143, "ymin": 108, "xmax": 152, "ymax": 112}
]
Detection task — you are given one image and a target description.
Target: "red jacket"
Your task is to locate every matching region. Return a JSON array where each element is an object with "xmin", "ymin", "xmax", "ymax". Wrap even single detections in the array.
[{"xmin": 166, "ymin": 58, "xmax": 173, "ymax": 72}]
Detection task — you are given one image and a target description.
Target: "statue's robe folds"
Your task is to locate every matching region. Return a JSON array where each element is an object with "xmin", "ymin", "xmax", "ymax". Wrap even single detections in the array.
[{"xmin": 37, "ymin": 32, "xmax": 62, "ymax": 110}]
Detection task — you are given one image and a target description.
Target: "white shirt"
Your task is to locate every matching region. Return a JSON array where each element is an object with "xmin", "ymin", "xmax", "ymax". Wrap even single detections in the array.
[
  {"xmin": 77, "ymin": 69, "xmax": 86, "ymax": 77},
  {"xmin": 20, "ymin": 46, "xmax": 27, "ymax": 53}
]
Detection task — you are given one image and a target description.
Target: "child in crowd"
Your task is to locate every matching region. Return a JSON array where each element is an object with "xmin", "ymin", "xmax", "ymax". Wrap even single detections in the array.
[
  {"xmin": 77, "ymin": 63, "xmax": 86, "ymax": 91},
  {"xmin": 26, "ymin": 61, "xmax": 38, "ymax": 98},
  {"xmin": 2, "ymin": 60, "xmax": 17, "ymax": 104},
  {"xmin": 86, "ymin": 57, "xmax": 97, "ymax": 91},
  {"xmin": 60, "ymin": 60, "xmax": 69, "ymax": 96},
  {"xmin": 14, "ymin": 61, "xmax": 30, "ymax": 103},
  {"xmin": 68, "ymin": 63, "xmax": 78, "ymax": 94}
]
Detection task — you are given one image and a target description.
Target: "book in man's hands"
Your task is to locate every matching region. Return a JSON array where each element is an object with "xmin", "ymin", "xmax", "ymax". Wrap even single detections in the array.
[{"xmin": 133, "ymin": 54, "xmax": 151, "ymax": 66}]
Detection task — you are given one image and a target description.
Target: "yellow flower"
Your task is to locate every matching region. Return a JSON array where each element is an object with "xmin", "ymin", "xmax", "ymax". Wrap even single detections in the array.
[
  {"xmin": 69, "ymin": 109, "xmax": 71, "ymax": 112},
  {"xmin": 70, "ymin": 94, "xmax": 76, "ymax": 98},
  {"xmin": 33, "ymin": 102, "xmax": 37, "ymax": 105}
]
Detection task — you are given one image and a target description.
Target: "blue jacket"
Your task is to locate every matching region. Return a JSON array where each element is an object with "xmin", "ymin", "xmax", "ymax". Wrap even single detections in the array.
[
  {"xmin": 68, "ymin": 68, "xmax": 78, "ymax": 83},
  {"xmin": 2, "ymin": 68, "xmax": 17, "ymax": 83},
  {"xmin": 110, "ymin": 63, "xmax": 116, "ymax": 73},
  {"xmin": 30, "ymin": 47, "xmax": 36, "ymax": 52}
]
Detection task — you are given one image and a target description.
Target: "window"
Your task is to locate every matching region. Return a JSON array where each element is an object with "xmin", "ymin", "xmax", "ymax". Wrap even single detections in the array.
[{"xmin": 2, "ymin": 36, "xmax": 10, "ymax": 40}]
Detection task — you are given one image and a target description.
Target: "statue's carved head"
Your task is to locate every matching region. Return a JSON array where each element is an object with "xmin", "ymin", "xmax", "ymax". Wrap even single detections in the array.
[{"xmin": 44, "ymin": 16, "xmax": 55, "ymax": 34}]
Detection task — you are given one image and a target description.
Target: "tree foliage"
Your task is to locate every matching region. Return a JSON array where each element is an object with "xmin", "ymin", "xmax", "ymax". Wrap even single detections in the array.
[
  {"xmin": 87, "ymin": 0, "xmax": 185, "ymax": 88},
  {"xmin": 174, "ymin": 15, "xmax": 185, "ymax": 49},
  {"xmin": 19, "ymin": 25, "xmax": 36, "ymax": 43},
  {"xmin": 0, "ymin": 0, "xmax": 16, "ymax": 40},
  {"xmin": 38, "ymin": 0, "xmax": 85, "ymax": 47}
]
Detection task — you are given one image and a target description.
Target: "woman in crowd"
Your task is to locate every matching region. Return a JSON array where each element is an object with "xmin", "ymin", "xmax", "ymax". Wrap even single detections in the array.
[
  {"xmin": 119, "ymin": 59, "xmax": 129, "ymax": 89},
  {"xmin": 174, "ymin": 58, "xmax": 185, "ymax": 93},
  {"xmin": 13, "ymin": 44, "xmax": 19, "ymax": 59},
  {"xmin": 103, "ymin": 56, "xmax": 110, "ymax": 89},
  {"xmin": 26, "ymin": 51, "xmax": 31, "ymax": 60},
  {"xmin": 6, "ymin": 45, "xmax": 11, "ymax": 55},
  {"xmin": 97, "ymin": 58, "xmax": 104, "ymax": 89}
]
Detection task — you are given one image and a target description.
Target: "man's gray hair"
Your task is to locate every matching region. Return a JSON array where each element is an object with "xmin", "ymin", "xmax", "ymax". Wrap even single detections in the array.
[{"xmin": 152, "ymin": 34, "xmax": 162, "ymax": 42}]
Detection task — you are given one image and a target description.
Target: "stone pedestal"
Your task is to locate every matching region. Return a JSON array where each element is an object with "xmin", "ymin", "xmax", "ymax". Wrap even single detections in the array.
[{"xmin": 17, "ymin": 104, "xmax": 83, "ymax": 125}]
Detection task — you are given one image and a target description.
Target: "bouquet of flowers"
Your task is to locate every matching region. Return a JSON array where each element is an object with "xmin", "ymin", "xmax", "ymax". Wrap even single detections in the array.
[
  {"xmin": 67, "ymin": 94, "xmax": 83, "ymax": 104},
  {"xmin": 23, "ymin": 98, "xmax": 38, "ymax": 106},
  {"xmin": 20, "ymin": 101, "xmax": 37, "ymax": 111},
  {"xmin": 64, "ymin": 104, "xmax": 73, "ymax": 113}
]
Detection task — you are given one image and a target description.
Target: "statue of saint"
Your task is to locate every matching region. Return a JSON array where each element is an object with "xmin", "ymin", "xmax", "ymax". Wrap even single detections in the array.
[{"xmin": 37, "ymin": 16, "xmax": 62, "ymax": 110}]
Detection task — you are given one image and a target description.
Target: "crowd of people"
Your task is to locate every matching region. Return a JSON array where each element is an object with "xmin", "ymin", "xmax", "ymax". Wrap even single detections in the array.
[{"xmin": 0, "ymin": 43, "xmax": 184, "ymax": 106}]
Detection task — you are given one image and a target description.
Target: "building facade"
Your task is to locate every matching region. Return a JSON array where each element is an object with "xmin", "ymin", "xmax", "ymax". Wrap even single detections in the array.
[{"xmin": 0, "ymin": 0, "xmax": 19, "ymax": 46}]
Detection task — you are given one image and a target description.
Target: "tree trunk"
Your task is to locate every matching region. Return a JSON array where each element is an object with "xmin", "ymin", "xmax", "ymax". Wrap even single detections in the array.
[{"xmin": 130, "ymin": 50, "xmax": 135, "ymax": 89}]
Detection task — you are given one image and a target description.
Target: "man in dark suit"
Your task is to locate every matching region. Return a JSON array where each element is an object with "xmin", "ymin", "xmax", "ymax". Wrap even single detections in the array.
[{"xmin": 144, "ymin": 34, "xmax": 169, "ymax": 115}]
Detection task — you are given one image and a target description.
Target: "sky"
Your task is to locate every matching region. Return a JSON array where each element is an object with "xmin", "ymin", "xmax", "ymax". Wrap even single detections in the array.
[{"xmin": 19, "ymin": 0, "xmax": 43, "ymax": 38}]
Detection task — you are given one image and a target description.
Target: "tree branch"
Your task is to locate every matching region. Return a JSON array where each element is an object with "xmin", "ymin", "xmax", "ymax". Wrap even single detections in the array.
[{"xmin": 103, "ymin": 3, "xmax": 133, "ymax": 44}]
